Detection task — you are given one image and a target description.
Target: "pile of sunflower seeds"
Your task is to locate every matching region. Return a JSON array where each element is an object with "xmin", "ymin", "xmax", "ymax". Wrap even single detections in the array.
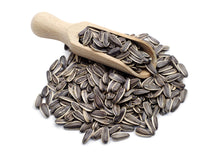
[
  {"xmin": 78, "ymin": 27, "xmax": 153, "ymax": 73},
  {"xmin": 35, "ymin": 33, "xmax": 188, "ymax": 144}
]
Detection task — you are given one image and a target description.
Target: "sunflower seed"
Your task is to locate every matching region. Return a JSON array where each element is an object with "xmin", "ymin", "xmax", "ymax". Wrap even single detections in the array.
[
  {"xmin": 83, "ymin": 110, "xmax": 93, "ymax": 123},
  {"xmin": 91, "ymin": 110, "xmax": 107, "ymax": 118},
  {"xmin": 120, "ymin": 124, "xmax": 134, "ymax": 132},
  {"xmin": 163, "ymin": 83, "xmax": 171, "ymax": 98},
  {"xmin": 171, "ymin": 97, "xmax": 181, "ymax": 112},
  {"xmin": 112, "ymin": 87, "xmax": 125, "ymax": 103},
  {"xmin": 148, "ymin": 35, "xmax": 160, "ymax": 45},
  {"xmin": 64, "ymin": 111, "xmax": 74, "ymax": 122},
  {"xmin": 71, "ymin": 101, "xmax": 81, "ymax": 111},
  {"xmin": 55, "ymin": 119, "xmax": 67, "ymax": 125},
  {"xmin": 112, "ymin": 104, "xmax": 120, "ymax": 116},
  {"xmin": 124, "ymin": 113, "xmax": 144, "ymax": 126},
  {"xmin": 101, "ymin": 127, "xmax": 109, "ymax": 144},
  {"xmin": 64, "ymin": 121, "xmax": 82, "ymax": 129},
  {"xmin": 143, "ymin": 102, "xmax": 152, "ymax": 117},
  {"xmin": 151, "ymin": 115, "xmax": 158, "ymax": 130},
  {"xmin": 79, "ymin": 103, "xmax": 94, "ymax": 112},
  {"xmin": 83, "ymin": 29, "xmax": 92, "ymax": 45},
  {"xmin": 109, "ymin": 125, "xmax": 121, "ymax": 135},
  {"xmin": 114, "ymin": 107, "xmax": 126, "ymax": 123},
  {"xmin": 108, "ymin": 47, "xmax": 120, "ymax": 55},
  {"xmin": 157, "ymin": 94, "xmax": 166, "ymax": 109},
  {"xmin": 41, "ymin": 86, "xmax": 49, "ymax": 97},
  {"xmin": 49, "ymin": 59, "xmax": 59, "ymax": 71},
  {"xmin": 35, "ymin": 94, "xmax": 42, "ymax": 109},
  {"xmin": 177, "ymin": 63, "xmax": 188, "ymax": 77},
  {"xmin": 180, "ymin": 89, "xmax": 187, "ymax": 103},
  {"xmin": 135, "ymin": 127, "xmax": 154, "ymax": 137},
  {"xmin": 54, "ymin": 106, "xmax": 70, "ymax": 118},
  {"xmin": 120, "ymin": 40, "xmax": 131, "ymax": 52},
  {"xmin": 133, "ymin": 89, "xmax": 149, "ymax": 95},
  {"xmin": 92, "ymin": 127, "xmax": 103, "ymax": 140},
  {"xmin": 146, "ymin": 63, "xmax": 157, "ymax": 75},
  {"xmin": 109, "ymin": 34, "xmax": 122, "ymax": 47},
  {"xmin": 39, "ymin": 103, "xmax": 50, "ymax": 118},
  {"xmin": 94, "ymin": 94, "xmax": 104, "ymax": 108},
  {"xmin": 82, "ymin": 128, "xmax": 94, "ymax": 144},
  {"xmin": 111, "ymin": 132, "xmax": 130, "ymax": 140},
  {"xmin": 109, "ymin": 73, "xmax": 125, "ymax": 83},
  {"xmin": 80, "ymin": 123, "xmax": 92, "ymax": 133}
]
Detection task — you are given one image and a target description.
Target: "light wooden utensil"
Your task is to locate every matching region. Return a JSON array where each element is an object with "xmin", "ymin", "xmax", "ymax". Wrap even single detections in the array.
[{"xmin": 31, "ymin": 12, "xmax": 157, "ymax": 78}]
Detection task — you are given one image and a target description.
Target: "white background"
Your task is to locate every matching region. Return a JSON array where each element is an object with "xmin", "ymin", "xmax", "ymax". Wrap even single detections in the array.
[{"xmin": 0, "ymin": 0, "xmax": 219, "ymax": 151}]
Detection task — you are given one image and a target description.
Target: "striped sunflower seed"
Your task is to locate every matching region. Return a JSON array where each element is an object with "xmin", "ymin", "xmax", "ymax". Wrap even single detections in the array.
[
  {"xmin": 111, "ymin": 132, "xmax": 130, "ymax": 140},
  {"xmin": 101, "ymin": 127, "xmax": 109, "ymax": 144},
  {"xmin": 39, "ymin": 103, "xmax": 50, "ymax": 118}
]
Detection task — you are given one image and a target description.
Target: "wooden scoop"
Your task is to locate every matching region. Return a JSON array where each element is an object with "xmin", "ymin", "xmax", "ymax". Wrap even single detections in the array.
[{"xmin": 31, "ymin": 12, "xmax": 157, "ymax": 78}]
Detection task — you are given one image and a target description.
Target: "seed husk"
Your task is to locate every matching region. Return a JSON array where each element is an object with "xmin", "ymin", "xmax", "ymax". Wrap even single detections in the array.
[
  {"xmin": 112, "ymin": 87, "xmax": 125, "ymax": 104},
  {"xmin": 94, "ymin": 94, "xmax": 104, "ymax": 108},
  {"xmin": 64, "ymin": 111, "xmax": 74, "ymax": 122},
  {"xmin": 148, "ymin": 35, "xmax": 160, "ymax": 45},
  {"xmin": 124, "ymin": 113, "xmax": 144, "ymax": 126},
  {"xmin": 101, "ymin": 127, "xmax": 109, "ymax": 144},
  {"xmin": 101, "ymin": 32, "xmax": 109, "ymax": 47},
  {"xmin": 177, "ymin": 63, "xmax": 188, "ymax": 77},
  {"xmin": 73, "ymin": 110, "xmax": 85, "ymax": 122},
  {"xmin": 82, "ymin": 128, "xmax": 94, "ymax": 144},
  {"xmin": 165, "ymin": 98, "xmax": 172, "ymax": 113},
  {"xmin": 108, "ymin": 47, "xmax": 120, "ymax": 55},
  {"xmin": 64, "ymin": 121, "xmax": 82, "ymax": 129},
  {"xmin": 49, "ymin": 59, "xmax": 59, "ymax": 71},
  {"xmin": 83, "ymin": 110, "xmax": 93, "ymax": 123},
  {"xmin": 120, "ymin": 124, "xmax": 134, "ymax": 132},
  {"xmin": 120, "ymin": 40, "xmax": 132, "ymax": 52},
  {"xmin": 39, "ymin": 103, "xmax": 50, "ymax": 118},
  {"xmin": 91, "ymin": 110, "xmax": 107, "ymax": 118},
  {"xmin": 35, "ymin": 94, "xmax": 42, "ymax": 109},
  {"xmin": 133, "ymin": 89, "xmax": 149, "ymax": 95},
  {"xmin": 111, "ymin": 132, "xmax": 130, "ymax": 140},
  {"xmin": 157, "ymin": 60, "xmax": 169, "ymax": 68},
  {"xmin": 83, "ymin": 29, "xmax": 92, "ymax": 45},
  {"xmin": 163, "ymin": 83, "xmax": 171, "ymax": 98},
  {"xmin": 135, "ymin": 127, "xmax": 154, "ymax": 137},
  {"xmin": 158, "ymin": 65, "xmax": 173, "ymax": 73},
  {"xmin": 143, "ymin": 102, "xmax": 152, "ymax": 117},
  {"xmin": 152, "ymin": 115, "xmax": 158, "ymax": 130},
  {"xmin": 109, "ymin": 125, "xmax": 121, "ymax": 135},
  {"xmin": 123, "ymin": 78, "xmax": 130, "ymax": 91},
  {"xmin": 146, "ymin": 63, "xmax": 157, "ymax": 75},
  {"xmin": 58, "ymin": 96, "xmax": 74, "ymax": 103},
  {"xmin": 114, "ymin": 106, "xmax": 126, "ymax": 123},
  {"xmin": 79, "ymin": 103, "xmax": 94, "ymax": 112},
  {"xmin": 157, "ymin": 94, "xmax": 166, "ymax": 109},
  {"xmin": 180, "ymin": 89, "xmax": 187, "ymax": 103},
  {"xmin": 80, "ymin": 123, "xmax": 92, "ymax": 133},
  {"xmin": 55, "ymin": 119, "xmax": 67, "ymax": 125},
  {"xmin": 109, "ymin": 34, "xmax": 122, "ymax": 47},
  {"xmin": 54, "ymin": 106, "xmax": 70, "ymax": 118},
  {"xmin": 171, "ymin": 97, "xmax": 181, "ymax": 112},
  {"xmin": 41, "ymin": 86, "xmax": 49, "ymax": 97},
  {"xmin": 166, "ymin": 73, "xmax": 182, "ymax": 82},
  {"xmin": 109, "ymin": 73, "xmax": 125, "ymax": 83},
  {"xmin": 92, "ymin": 127, "xmax": 103, "ymax": 140}
]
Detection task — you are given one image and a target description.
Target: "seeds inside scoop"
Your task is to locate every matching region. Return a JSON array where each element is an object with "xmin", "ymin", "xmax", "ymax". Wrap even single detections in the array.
[
  {"xmin": 79, "ymin": 27, "xmax": 153, "ymax": 74},
  {"xmin": 35, "ymin": 32, "xmax": 188, "ymax": 144}
]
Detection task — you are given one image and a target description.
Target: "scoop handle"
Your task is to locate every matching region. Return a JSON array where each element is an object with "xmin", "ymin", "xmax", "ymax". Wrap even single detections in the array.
[{"xmin": 31, "ymin": 12, "xmax": 71, "ymax": 44}]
